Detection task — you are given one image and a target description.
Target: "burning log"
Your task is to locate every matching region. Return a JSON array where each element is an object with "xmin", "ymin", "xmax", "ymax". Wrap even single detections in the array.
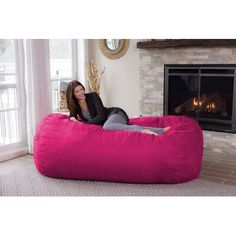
[{"xmin": 175, "ymin": 93, "xmax": 228, "ymax": 116}]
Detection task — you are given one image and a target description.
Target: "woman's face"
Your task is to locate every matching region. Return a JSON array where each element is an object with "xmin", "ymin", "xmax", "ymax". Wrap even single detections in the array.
[{"xmin": 73, "ymin": 85, "xmax": 85, "ymax": 100}]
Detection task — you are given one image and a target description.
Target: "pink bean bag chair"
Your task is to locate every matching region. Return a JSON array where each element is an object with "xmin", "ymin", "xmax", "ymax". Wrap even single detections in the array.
[{"xmin": 34, "ymin": 113, "xmax": 203, "ymax": 184}]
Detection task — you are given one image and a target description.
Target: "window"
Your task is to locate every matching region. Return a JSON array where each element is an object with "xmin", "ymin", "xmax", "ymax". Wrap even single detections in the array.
[
  {"xmin": 49, "ymin": 39, "xmax": 78, "ymax": 112},
  {"xmin": 0, "ymin": 39, "xmax": 27, "ymax": 159}
]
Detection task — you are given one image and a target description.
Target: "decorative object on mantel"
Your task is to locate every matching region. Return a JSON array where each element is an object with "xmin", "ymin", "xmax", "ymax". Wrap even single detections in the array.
[
  {"xmin": 137, "ymin": 39, "xmax": 236, "ymax": 49},
  {"xmin": 59, "ymin": 80, "xmax": 70, "ymax": 112},
  {"xmin": 99, "ymin": 39, "xmax": 130, "ymax": 59},
  {"xmin": 85, "ymin": 60, "xmax": 105, "ymax": 95}
]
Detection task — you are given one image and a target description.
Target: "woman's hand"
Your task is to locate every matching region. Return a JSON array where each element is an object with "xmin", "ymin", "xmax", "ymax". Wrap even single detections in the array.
[
  {"xmin": 70, "ymin": 117, "xmax": 80, "ymax": 123},
  {"xmin": 77, "ymin": 115, "xmax": 83, "ymax": 121}
]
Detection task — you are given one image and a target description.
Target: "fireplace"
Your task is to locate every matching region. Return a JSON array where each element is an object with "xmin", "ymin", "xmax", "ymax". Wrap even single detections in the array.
[{"xmin": 164, "ymin": 64, "xmax": 236, "ymax": 133}]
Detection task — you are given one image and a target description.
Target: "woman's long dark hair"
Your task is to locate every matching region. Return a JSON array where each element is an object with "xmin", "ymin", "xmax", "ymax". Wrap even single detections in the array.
[{"xmin": 66, "ymin": 80, "xmax": 85, "ymax": 115}]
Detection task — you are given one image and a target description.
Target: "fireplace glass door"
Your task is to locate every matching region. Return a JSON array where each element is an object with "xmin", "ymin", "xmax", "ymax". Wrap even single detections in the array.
[
  {"xmin": 164, "ymin": 65, "xmax": 236, "ymax": 133},
  {"xmin": 199, "ymin": 69, "xmax": 234, "ymax": 121},
  {"xmin": 167, "ymin": 67, "xmax": 199, "ymax": 118}
]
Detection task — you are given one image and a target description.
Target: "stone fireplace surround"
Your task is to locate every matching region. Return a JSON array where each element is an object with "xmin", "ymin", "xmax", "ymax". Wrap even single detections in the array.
[{"xmin": 139, "ymin": 46, "xmax": 236, "ymax": 154}]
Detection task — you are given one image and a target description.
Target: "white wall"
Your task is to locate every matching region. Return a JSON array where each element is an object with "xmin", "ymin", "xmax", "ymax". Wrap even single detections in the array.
[{"xmin": 86, "ymin": 39, "xmax": 140, "ymax": 117}]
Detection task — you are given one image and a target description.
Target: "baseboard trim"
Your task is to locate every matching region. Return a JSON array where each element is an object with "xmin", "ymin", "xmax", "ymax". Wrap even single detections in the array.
[{"xmin": 0, "ymin": 147, "xmax": 28, "ymax": 163}]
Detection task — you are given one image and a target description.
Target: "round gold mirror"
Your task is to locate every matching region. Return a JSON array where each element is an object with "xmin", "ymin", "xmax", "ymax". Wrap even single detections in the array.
[{"xmin": 99, "ymin": 39, "xmax": 129, "ymax": 60}]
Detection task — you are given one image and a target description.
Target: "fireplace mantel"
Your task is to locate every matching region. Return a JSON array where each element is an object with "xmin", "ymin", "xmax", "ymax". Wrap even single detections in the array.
[{"xmin": 137, "ymin": 39, "xmax": 236, "ymax": 49}]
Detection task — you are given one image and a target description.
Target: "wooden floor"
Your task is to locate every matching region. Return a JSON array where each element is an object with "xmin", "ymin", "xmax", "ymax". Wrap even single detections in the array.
[
  {"xmin": 199, "ymin": 149, "xmax": 236, "ymax": 186},
  {"xmin": 0, "ymin": 149, "xmax": 236, "ymax": 186}
]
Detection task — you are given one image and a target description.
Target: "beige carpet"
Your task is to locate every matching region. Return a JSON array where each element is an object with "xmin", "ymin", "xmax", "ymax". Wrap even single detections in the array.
[{"xmin": 1, "ymin": 166, "xmax": 236, "ymax": 196}]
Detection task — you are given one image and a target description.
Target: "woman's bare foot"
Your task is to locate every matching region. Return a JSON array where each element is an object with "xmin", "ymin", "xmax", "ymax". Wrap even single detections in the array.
[
  {"xmin": 163, "ymin": 127, "xmax": 170, "ymax": 133},
  {"xmin": 141, "ymin": 129, "xmax": 158, "ymax": 136}
]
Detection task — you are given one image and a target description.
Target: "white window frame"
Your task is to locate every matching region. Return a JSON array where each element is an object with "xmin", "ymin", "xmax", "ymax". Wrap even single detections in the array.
[
  {"xmin": 0, "ymin": 40, "xmax": 28, "ymax": 162},
  {"xmin": 50, "ymin": 39, "xmax": 79, "ymax": 112}
]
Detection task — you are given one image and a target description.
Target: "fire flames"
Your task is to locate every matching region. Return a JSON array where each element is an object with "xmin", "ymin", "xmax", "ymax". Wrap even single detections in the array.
[
  {"xmin": 206, "ymin": 102, "xmax": 216, "ymax": 112},
  {"xmin": 193, "ymin": 97, "xmax": 216, "ymax": 112},
  {"xmin": 175, "ymin": 93, "xmax": 227, "ymax": 116},
  {"xmin": 193, "ymin": 97, "xmax": 202, "ymax": 108}
]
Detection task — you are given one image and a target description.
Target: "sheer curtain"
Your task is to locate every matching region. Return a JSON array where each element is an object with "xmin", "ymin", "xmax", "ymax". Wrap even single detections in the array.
[
  {"xmin": 77, "ymin": 39, "xmax": 88, "ymax": 87},
  {"xmin": 24, "ymin": 39, "xmax": 52, "ymax": 153},
  {"xmin": 24, "ymin": 39, "xmax": 87, "ymax": 154}
]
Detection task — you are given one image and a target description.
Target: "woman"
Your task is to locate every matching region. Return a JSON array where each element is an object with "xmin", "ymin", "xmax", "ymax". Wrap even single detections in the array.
[{"xmin": 66, "ymin": 80, "xmax": 170, "ymax": 135}]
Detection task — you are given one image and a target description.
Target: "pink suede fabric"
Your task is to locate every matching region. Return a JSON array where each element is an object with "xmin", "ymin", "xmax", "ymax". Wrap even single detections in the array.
[{"xmin": 34, "ymin": 114, "xmax": 203, "ymax": 184}]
